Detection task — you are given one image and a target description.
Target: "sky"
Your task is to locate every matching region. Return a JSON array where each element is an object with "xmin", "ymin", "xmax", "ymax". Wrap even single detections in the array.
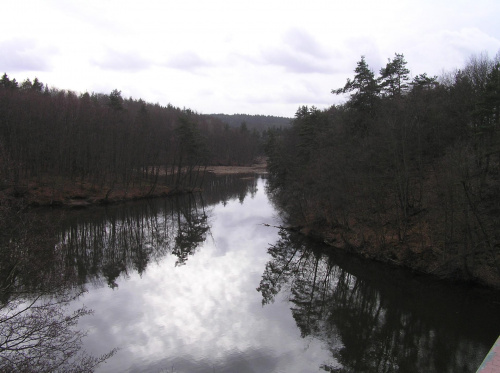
[{"xmin": 1, "ymin": 0, "xmax": 500, "ymax": 117}]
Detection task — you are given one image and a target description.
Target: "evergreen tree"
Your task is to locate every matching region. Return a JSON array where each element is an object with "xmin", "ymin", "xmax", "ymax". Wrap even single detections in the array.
[
  {"xmin": 0, "ymin": 73, "xmax": 18, "ymax": 89},
  {"xmin": 332, "ymin": 55, "xmax": 379, "ymax": 112},
  {"xmin": 31, "ymin": 77, "xmax": 44, "ymax": 92},
  {"xmin": 293, "ymin": 105, "xmax": 326, "ymax": 163},
  {"xmin": 20, "ymin": 78, "xmax": 33, "ymax": 90},
  {"xmin": 109, "ymin": 89, "xmax": 123, "ymax": 111},
  {"xmin": 410, "ymin": 73, "xmax": 439, "ymax": 91},
  {"xmin": 479, "ymin": 63, "xmax": 500, "ymax": 128},
  {"xmin": 378, "ymin": 53, "xmax": 410, "ymax": 97}
]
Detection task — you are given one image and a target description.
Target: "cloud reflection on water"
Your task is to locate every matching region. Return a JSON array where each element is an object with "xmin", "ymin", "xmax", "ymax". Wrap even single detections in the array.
[{"xmin": 73, "ymin": 178, "xmax": 335, "ymax": 372}]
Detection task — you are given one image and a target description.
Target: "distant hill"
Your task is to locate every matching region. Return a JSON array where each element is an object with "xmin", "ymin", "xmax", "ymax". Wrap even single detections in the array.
[{"xmin": 210, "ymin": 113, "xmax": 292, "ymax": 132}]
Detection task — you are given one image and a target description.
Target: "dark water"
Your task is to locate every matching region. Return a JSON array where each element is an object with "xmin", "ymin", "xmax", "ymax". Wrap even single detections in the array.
[{"xmin": 7, "ymin": 175, "xmax": 500, "ymax": 372}]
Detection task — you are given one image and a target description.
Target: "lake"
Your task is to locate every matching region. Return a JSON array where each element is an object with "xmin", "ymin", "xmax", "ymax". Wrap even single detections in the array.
[{"xmin": 4, "ymin": 174, "xmax": 500, "ymax": 372}]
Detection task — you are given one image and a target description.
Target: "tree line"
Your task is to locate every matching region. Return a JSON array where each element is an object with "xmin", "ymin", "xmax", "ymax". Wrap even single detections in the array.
[
  {"xmin": 0, "ymin": 76, "xmax": 263, "ymax": 196},
  {"xmin": 265, "ymin": 52, "xmax": 500, "ymax": 288},
  {"xmin": 210, "ymin": 113, "xmax": 292, "ymax": 132}
]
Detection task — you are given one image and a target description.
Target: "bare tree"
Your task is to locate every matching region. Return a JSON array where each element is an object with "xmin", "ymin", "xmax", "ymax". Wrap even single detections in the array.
[
  {"xmin": 0, "ymin": 291, "xmax": 116, "ymax": 373},
  {"xmin": 0, "ymin": 204, "xmax": 117, "ymax": 372}
]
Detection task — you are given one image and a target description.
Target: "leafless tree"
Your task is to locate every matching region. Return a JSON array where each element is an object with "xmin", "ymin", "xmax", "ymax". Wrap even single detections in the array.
[{"xmin": 0, "ymin": 290, "xmax": 116, "ymax": 373}]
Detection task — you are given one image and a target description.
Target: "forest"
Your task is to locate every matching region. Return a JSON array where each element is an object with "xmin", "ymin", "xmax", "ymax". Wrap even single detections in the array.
[
  {"xmin": 265, "ymin": 52, "xmax": 500, "ymax": 289},
  {"xmin": 210, "ymin": 113, "xmax": 292, "ymax": 132},
  {"xmin": 1, "ymin": 51, "xmax": 500, "ymax": 289},
  {"xmin": 0, "ymin": 76, "xmax": 268, "ymax": 206}
]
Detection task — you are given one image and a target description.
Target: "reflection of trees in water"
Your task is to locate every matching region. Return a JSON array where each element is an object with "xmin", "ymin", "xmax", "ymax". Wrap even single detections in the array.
[
  {"xmin": 0, "ymin": 205, "xmax": 116, "ymax": 372},
  {"xmin": 202, "ymin": 173, "xmax": 258, "ymax": 206},
  {"xmin": 59, "ymin": 193, "xmax": 211, "ymax": 287},
  {"xmin": 56, "ymin": 175, "xmax": 260, "ymax": 287},
  {"xmin": 173, "ymin": 195, "xmax": 210, "ymax": 266},
  {"xmin": 0, "ymin": 175, "xmax": 259, "ymax": 370},
  {"xmin": 257, "ymin": 229, "xmax": 499, "ymax": 373}
]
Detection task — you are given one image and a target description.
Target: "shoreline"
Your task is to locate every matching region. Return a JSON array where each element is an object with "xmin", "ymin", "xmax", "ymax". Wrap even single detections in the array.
[
  {"xmin": 0, "ymin": 163, "xmax": 267, "ymax": 209},
  {"xmin": 4, "ymin": 163, "xmax": 498, "ymax": 292},
  {"xmin": 294, "ymin": 224, "xmax": 500, "ymax": 291}
]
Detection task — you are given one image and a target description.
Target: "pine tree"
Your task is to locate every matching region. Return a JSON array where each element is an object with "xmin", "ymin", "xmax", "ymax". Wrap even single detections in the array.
[
  {"xmin": 109, "ymin": 89, "xmax": 124, "ymax": 111},
  {"xmin": 332, "ymin": 56, "xmax": 379, "ymax": 112},
  {"xmin": 0, "ymin": 73, "xmax": 18, "ymax": 89},
  {"xmin": 378, "ymin": 53, "xmax": 410, "ymax": 98}
]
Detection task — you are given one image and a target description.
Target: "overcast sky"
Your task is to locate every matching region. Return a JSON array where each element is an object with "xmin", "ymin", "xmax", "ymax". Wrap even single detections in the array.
[{"xmin": 1, "ymin": 0, "xmax": 500, "ymax": 117}]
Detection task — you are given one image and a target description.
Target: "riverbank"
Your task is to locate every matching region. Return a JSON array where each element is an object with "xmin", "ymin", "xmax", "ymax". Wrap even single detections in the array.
[
  {"xmin": 206, "ymin": 158, "xmax": 268, "ymax": 175},
  {"xmin": 294, "ymin": 221, "xmax": 500, "ymax": 291},
  {"xmin": 0, "ymin": 160, "xmax": 268, "ymax": 208},
  {"xmin": 0, "ymin": 180, "xmax": 184, "ymax": 208}
]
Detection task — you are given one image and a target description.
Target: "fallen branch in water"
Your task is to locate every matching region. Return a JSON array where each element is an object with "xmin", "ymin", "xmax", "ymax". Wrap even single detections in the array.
[{"xmin": 260, "ymin": 223, "xmax": 302, "ymax": 231}]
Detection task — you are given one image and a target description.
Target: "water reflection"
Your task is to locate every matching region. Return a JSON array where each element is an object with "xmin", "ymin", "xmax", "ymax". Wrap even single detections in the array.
[
  {"xmin": 201, "ymin": 173, "xmax": 258, "ymax": 206},
  {"xmin": 71, "ymin": 176, "xmax": 339, "ymax": 373},
  {"xmin": 1, "ymin": 174, "xmax": 259, "ymax": 371},
  {"xmin": 57, "ymin": 174, "xmax": 258, "ymax": 288},
  {"xmin": 5, "ymin": 174, "xmax": 499, "ymax": 372},
  {"xmin": 258, "ymin": 229, "xmax": 500, "ymax": 373},
  {"xmin": 0, "ymin": 206, "xmax": 116, "ymax": 372},
  {"xmin": 60, "ymin": 194, "xmax": 210, "ymax": 289}
]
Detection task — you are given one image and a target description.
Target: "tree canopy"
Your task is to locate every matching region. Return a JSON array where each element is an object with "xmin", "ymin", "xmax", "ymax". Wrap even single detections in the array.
[{"xmin": 267, "ymin": 51, "xmax": 500, "ymax": 289}]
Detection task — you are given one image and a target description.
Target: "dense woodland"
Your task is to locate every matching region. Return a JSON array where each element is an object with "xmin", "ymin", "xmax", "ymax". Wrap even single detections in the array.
[
  {"xmin": 0, "ymin": 76, "xmax": 266, "ymax": 203},
  {"xmin": 210, "ymin": 113, "xmax": 292, "ymax": 132},
  {"xmin": 266, "ymin": 52, "xmax": 500, "ymax": 288}
]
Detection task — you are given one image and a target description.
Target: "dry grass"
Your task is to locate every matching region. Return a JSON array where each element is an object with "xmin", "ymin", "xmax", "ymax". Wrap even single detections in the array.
[{"xmin": 206, "ymin": 158, "xmax": 268, "ymax": 175}]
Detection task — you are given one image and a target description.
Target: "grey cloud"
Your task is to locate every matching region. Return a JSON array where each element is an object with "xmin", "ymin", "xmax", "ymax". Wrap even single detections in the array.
[
  {"xmin": 260, "ymin": 29, "xmax": 339, "ymax": 74},
  {"xmin": 343, "ymin": 37, "xmax": 385, "ymax": 73},
  {"xmin": 283, "ymin": 28, "xmax": 330, "ymax": 59},
  {"xmin": 49, "ymin": 1, "xmax": 127, "ymax": 35},
  {"xmin": 239, "ymin": 92, "xmax": 274, "ymax": 105},
  {"xmin": 261, "ymin": 48, "xmax": 336, "ymax": 74},
  {"xmin": 0, "ymin": 38, "xmax": 54, "ymax": 72},
  {"xmin": 282, "ymin": 90, "xmax": 332, "ymax": 106},
  {"xmin": 441, "ymin": 28, "xmax": 500, "ymax": 57},
  {"xmin": 241, "ymin": 83, "xmax": 330, "ymax": 107},
  {"xmin": 166, "ymin": 51, "xmax": 212, "ymax": 71},
  {"xmin": 91, "ymin": 49, "xmax": 152, "ymax": 71}
]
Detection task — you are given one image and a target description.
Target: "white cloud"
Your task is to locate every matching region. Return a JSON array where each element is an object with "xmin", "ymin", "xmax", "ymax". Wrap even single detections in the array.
[
  {"xmin": 166, "ymin": 51, "xmax": 213, "ymax": 71},
  {"xmin": 1, "ymin": 0, "xmax": 500, "ymax": 116},
  {"xmin": 91, "ymin": 49, "xmax": 153, "ymax": 71},
  {"xmin": 261, "ymin": 47, "xmax": 336, "ymax": 74},
  {"xmin": 283, "ymin": 28, "xmax": 332, "ymax": 59},
  {"xmin": 0, "ymin": 38, "xmax": 56, "ymax": 72}
]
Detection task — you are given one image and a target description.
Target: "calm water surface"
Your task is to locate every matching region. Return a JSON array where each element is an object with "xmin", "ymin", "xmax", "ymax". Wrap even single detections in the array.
[{"xmin": 52, "ymin": 175, "xmax": 500, "ymax": 373}]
